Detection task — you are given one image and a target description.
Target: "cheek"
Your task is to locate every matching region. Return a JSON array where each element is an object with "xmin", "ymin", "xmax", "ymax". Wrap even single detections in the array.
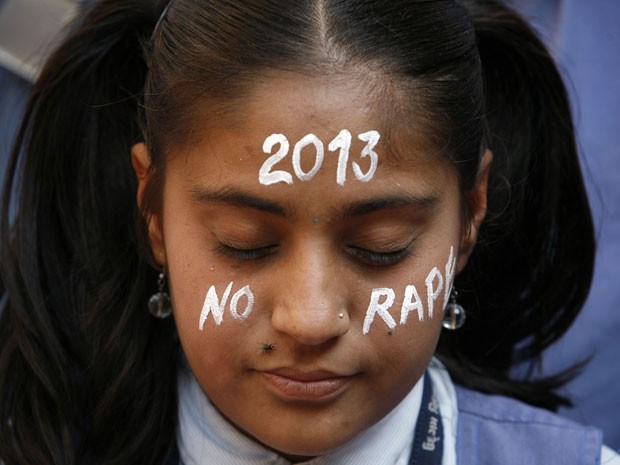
[
  {"xmin": 350, "ymin": 291, "xmax": 443, "ymax": 421},
  {"xmin": 160, "ymin": 210, "xmax": 232, "ymax": 362},
  {"xmin": 364, "ymin": 282, "xmax": 445, "ymax": 364},
  {"xmin": 170, "ymin": 269, "xmax": 258, "ymax": 391},
  {"xmin": 357, "ymin": 241, "xmax": 459, "ymax": 334}
]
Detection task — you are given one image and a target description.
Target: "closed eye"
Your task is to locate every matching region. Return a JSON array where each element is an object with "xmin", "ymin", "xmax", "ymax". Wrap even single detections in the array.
[
  {"xmin": 346, "ymin": 244, "xmax": 413, "ymax": 267},
  {"xmin": 217, "ymin": 243, "xmax": 278, "ymax": 262}
]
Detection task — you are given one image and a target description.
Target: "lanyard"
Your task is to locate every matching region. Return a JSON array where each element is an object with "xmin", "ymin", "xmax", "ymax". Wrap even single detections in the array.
[{"xmin": 408, "ymin": 373, "xmax": 444, "ymax": 465}]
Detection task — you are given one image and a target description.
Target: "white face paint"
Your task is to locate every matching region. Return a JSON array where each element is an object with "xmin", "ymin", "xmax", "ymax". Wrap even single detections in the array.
[
  {"xmin": 362, "ymin": 246, "xmax": 456, "ymax": 334},
  {"xmin": 362, "ymin": 288, "xmax": 397, "ymax": 335},
  {"xmin": 424, "ymin": 267, "xmax": 444, "ymax": 319},
  {"xmin": 198, "ymin": 248, "xmax": 456, "ymax": 334},
  {"xmin": 292, "ymin": 133, "xmax": 324, "ymax": 181},
  {"xmin": 328, "ymin": 129, "xmax": 352, "ymax": 186},
  {"xmin": 229, "ymin": 285, "xmax": 255, "ymax": 320},
  {"xmin": 199, "ymin": 282, "xmax": 255, "ymax": 329},
  {"xmin": 259, "ymin": 134, "xmax": 292, "ymax": 185},
  {"xmin": 443, "ymin": 245, "xmax": 456, "ymax": 304},
  {"xmin": 258, "ymin": 130, "xmax": 381, "ymax": 185},
  {"xmin": 352, "ymin": 130, "xmax": 380, "ymax": 182},
  {"xmin": 400, "ymin": 284, "xmax": 424, "ymax": 324}
]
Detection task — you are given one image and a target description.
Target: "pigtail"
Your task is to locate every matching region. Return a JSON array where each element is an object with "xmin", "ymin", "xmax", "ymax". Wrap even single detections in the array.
[
  {"xmin": 0, "ymin": 1, "xmax": 177, "ymax": 464},
  {"xmin": 439, "ymin": 0, "xmax": 595, "ymax": 410}
]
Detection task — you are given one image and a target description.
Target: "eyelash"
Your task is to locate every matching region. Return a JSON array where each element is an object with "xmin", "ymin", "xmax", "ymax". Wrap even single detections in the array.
[
  {"xmin": 217, "ymin": 243, "xmax": 278, "ymax": 262},
  {"xmin": 347, "ymin": 245, "xmax": 413, "ymax": 267},
  {"xmin": 218, "ymin": 242, "xmax": 413, "ymax": 267}
]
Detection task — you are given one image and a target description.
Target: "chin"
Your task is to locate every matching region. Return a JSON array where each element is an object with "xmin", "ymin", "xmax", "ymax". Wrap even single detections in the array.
[{"xmin": 249, "ymin": 424, "xmax": 359, "ymax": 459}]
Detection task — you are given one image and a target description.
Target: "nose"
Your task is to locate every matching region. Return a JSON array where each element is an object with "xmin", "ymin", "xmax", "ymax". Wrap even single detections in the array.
[{"xmin": 270, "ymin": 245, "xmax": 350, "ymax": 346}]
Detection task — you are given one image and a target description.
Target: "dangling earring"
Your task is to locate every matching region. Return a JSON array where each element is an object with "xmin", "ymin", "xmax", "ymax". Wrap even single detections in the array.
[
  {"xmin": 148, "ymin": 271, "xmax": 173, "ymax": 319},
  {"xmin": 443, "ymin": 289, "xmax": 466, "ymax": 330}
]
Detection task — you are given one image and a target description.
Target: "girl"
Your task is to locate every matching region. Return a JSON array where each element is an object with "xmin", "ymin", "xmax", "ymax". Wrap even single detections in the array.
[{"xmin": 0, "ymin": 0, "xmax": 617, "ymax": 464}]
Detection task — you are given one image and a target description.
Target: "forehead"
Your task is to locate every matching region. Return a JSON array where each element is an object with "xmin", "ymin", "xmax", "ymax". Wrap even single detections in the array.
[
  {"xmin": 244, "ymin": 73, "xmax": 379, "ymax": 129},
  {"xmin": 247, "ymin": 73, "xmax": 425, "ymax": 146},
  {"xmin": 168, "ymin": 72, "xmax": 456, "ymax": 200}
]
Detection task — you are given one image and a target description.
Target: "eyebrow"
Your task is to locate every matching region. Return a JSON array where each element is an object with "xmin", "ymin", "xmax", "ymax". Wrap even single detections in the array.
[
  {"xmin": 189, "ymin": 186, "xmax": 438, "ymax": 218},
  {"xmin": 338, "ymin": 194, "xmax": 439, "ymax": 219},
  {"xmin": 190, "ymin": 186, "xmax": 286, "ymax": 216}
]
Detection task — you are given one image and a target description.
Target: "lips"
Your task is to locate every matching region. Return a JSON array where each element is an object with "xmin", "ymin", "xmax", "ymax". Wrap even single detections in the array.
[{"xmin": 259, "ymin": 368, "xmax": 354, "ymax": 401}]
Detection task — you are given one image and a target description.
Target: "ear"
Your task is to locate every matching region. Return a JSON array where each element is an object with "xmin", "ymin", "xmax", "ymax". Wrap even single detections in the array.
[
  {"xmin": 131, "ymin": 142, "xmax": 167, "ymax": 267},
  {"xmin": 456, "ymin": 149, "xmax": 492, "ymax": 273}
]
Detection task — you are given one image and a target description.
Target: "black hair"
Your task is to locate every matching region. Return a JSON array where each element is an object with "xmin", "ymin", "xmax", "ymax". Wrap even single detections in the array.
[
  {"xmin": 0, "ymin": 0, "xmax": 594, "ymax": 463},
  {"xmin": 0, "ymin": 2, "xmax": 177, "ymax": 464},
  {"xmin": 439, "ymin": 0, "xmax": 594, "ymax": 407}
]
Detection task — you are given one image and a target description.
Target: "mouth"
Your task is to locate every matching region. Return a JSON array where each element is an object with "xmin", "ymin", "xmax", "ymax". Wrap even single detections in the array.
[{"xmin": 259, "ymin": 368, "xmax": 354, "ymax": 401}]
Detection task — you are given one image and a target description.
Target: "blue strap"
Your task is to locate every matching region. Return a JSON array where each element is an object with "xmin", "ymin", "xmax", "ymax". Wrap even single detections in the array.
[{"xmin": 408, "ymin": 373, "xmax": 444, "ymax": 465}]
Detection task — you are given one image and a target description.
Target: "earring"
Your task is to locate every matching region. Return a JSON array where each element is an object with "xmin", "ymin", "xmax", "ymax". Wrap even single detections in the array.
[
  {"xmin": 442, "ymin": 289, "xmax": 466, "ymax": 330},
  {"xmin": 148, "ymin": 271, "xmax": 173, "ymax": 319}
]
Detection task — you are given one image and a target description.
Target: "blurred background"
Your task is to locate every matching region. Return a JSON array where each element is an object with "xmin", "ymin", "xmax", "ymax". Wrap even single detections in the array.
[
  {"xmin": 504, "ymin": 0, "xmax": 620, "ymax": 450},
  {"xmin": 1, "ymin": 0, "xmax": 619, "ymax": 450}
]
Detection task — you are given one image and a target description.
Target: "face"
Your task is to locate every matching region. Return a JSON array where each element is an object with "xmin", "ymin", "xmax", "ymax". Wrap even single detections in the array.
[{"xmin": 133, "ymin": 73, "xmax": 488, "ymax": 459}]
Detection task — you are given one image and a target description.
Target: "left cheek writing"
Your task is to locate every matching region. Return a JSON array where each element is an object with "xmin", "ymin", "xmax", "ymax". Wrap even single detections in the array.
[{"xmin": 199, "ymin": 282, "xmax": 255, "ymax": 329}]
